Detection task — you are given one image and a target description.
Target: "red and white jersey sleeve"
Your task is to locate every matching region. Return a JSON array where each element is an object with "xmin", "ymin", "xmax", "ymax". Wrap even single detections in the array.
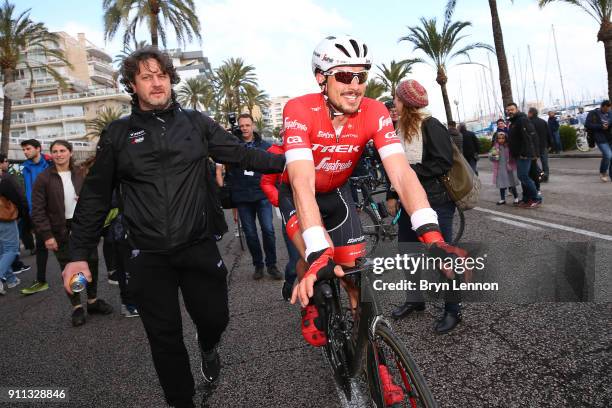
[
  {"xmin": 282, "ymin": 99, "xmax": 314, "ymax": 164},
  {"xmin": 367, "ymin": 100, "xmax": 404, "ymax": 160}
]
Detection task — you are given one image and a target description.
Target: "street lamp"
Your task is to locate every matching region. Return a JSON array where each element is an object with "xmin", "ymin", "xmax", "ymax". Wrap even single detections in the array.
[{"xmin": 453, "ymin": 99, "xmax": 460, "ymax": 123}]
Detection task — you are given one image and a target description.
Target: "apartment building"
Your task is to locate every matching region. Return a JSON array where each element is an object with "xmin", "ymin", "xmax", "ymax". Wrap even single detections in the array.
[
  {"xmin": 262, "ymin": 96, "xmax": 291, "ymax": 131},
  {"xmin": 2, "ymin": 32, "xmax": 130, "ymax": 159}
]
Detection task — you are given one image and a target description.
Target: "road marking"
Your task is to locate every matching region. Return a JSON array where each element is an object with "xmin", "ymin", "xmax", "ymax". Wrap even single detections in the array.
[
  {"xmin": 474, "ymin": 207, "xmax": 612, "ymax": 241},
  {"xmin": 488, "ymin": 216, "xmax": 544, "ymax": 231}
]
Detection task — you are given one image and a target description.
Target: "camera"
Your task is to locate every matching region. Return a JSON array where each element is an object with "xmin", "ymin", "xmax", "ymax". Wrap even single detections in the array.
[{"xmin": 227, "ymin": 113, "xmax": 242, "ymax": 138}]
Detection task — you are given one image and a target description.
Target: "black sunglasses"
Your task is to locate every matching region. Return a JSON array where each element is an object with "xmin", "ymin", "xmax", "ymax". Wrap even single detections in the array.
[{"xmin": 325, "ymin": 70, "xmax": 369, "ymax": 85}]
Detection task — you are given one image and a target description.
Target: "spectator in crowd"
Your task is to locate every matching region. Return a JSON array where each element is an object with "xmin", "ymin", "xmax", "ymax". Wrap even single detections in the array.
[
  {"xmin": 387, "ymin": 79, "xmax": 462, "ymax": 334},
  {"xmin": 0, "ymin": 154, "xmax": 31, "ymax": 275},
  {"xmin": 547, "ymin": 111, "xmax": 562, "ymax": 153},
  {"xmin": 577, "ymin": 107, "xmax": 588, "ymax": 126},
  {"xmin": 384, "ymin": 100, "xmax": 399, "ymax": 129},
  {"xmin": 584, "ymin": 100, "xmax": 612, "ymax": 182},
  {"xmin": 490, "ymin": 132, "xmax": 519, "ymax": 205},
  {"xmin": 225, "ymin": 114, "xmax": 281, "ymax": 280},
  {"xmin": 447, "ymin": 120, "xmax": 463, "ymax": 152},
  {"xmin": 19, "ymin": 139, "xmax": 51, "ymax": 295},
  {"xmin": 460, "ymin": 122, "xmax": 479, "ymax": 175},
  {"xmin": 260, "ymin": 143, "xmax": 300, "ymax": 301},
  {"xmin": 528, "ymin": 107, "xmax": 551, "ymax": 182},
  {"xmin": 492, "ymin": 118, "xmax": 508, "ymax": 143},
  {"xmin": 0, "ymin": 171, "xmax": 29, "ymax": 294},
  {"xmin": 506, "ymin": 103, "xmax": 540, "ymax": 208},
  {"xmin": 61, "ymin": 47, "xmax": 284, "ymax": 408},
  {"xmin": 31, "ymin": 140, "xmax": 113, "ymax": 326}
]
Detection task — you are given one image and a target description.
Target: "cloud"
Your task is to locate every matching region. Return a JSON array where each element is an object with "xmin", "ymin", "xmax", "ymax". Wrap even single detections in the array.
[{"xmin": 195, "ymin": 0, "xmax": 352, "ymax": 96}]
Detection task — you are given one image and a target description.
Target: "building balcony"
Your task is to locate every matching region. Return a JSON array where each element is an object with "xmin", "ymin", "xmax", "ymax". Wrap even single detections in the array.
[
  {"xmin": 11, "ymin": 88, "xmax": 129, "ymax": 108},
  {"xmin": 11, "ymin": 113, "xmax": 85, "ymax": 128},
  {"xmin": 88, "ymin": 59, "xmax": 115, "ymax": 74}
]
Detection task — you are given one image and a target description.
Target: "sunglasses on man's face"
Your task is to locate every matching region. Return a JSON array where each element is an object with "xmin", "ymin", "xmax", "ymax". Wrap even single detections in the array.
[{"xmin": 325, "ymin": 70, "xmax": 369, "ymax": 85}]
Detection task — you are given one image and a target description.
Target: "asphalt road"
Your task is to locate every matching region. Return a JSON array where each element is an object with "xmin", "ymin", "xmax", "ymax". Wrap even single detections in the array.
[{"xmin": 0, "ymin": 155, "xmax": 610, "ymax": 408}]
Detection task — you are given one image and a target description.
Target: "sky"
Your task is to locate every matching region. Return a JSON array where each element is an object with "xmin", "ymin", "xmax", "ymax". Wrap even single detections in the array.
[{"xmin": 17, "ymin": 0, "xmax": 609, "ymax": 122}]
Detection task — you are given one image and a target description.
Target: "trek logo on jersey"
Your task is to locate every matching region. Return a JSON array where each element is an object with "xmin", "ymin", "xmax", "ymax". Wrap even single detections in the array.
[
  {"xmin": 311, "ymin": 144, "xmax": 360, "ymax": 153},
  {"xmin": 316, "ymin": 130, "xmax": 335, "ymax": 139},
  {"xmin": 315, "ymin": 157, "xmax": 353, "ymax": 171},
  {"xmin": 284, "ymin": 117, "xmax": 308, "ymax": 131},
  {"xmin": 311, "ymin": 106, "xmax": 322, "ymax": 112},
  {"xmin": 385, "ymin": 131, "xmax": 399, "ymax": 139},
  {"xmin": 377, "ymin": 116, "xmax": 393, "ymax": 131},
  {"xmin": 286, "ymin": 136, "xmax": 303, "ymax": 144},
  {"xmin": 128, "ymin": 129, "xmax": 146, "ymax": 144}
]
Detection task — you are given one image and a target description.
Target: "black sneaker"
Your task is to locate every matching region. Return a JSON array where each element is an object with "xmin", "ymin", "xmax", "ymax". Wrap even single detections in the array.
[
  {"xmin": 13, "ymin": 264, "xmax": 31, "ymax": 275},
  {"xmin": 107, "ymin": 270, "xmax": 119, "ymax": 285},
  {"xmin": 252, "ymin": 266, "xmax": 264, "ymax": 280},
  {"xmin": 281, "ymin": 281, "xmax": 293, "ymax": 302},
  {"xmin": 200, "ymin": 347, "xmax": 221, "ymax": 384},
  {"xmin": 87, "ymin": 299, "xmax": 114, "ymax": 315},
  {"xmin": 71, "ymin": 307, "xmax": 86, "ymax": 327},
  {"xmin": 267, "ymin": 265, "xmax": 282, "ymax": 280}
]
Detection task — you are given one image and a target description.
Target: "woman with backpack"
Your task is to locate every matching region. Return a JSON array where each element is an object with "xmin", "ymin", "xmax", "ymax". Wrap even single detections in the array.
[{"xmin": 385, "ymin": 79, "xmax": 462, "ymax": 334}]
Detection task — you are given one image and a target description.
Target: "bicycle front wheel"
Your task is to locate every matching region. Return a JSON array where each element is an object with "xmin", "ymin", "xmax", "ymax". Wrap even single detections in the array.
[{"xmin": 365, "ymin": 323, "xmax": 437, "ymax": 408}]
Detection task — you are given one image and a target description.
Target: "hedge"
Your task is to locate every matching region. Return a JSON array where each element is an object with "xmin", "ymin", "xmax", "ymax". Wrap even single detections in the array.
[{"xmin": 559, "ymin": 125, "xmax": 577, "ymax": 151}]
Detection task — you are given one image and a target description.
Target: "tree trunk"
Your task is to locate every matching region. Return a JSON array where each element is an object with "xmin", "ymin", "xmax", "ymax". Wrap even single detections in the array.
[
  {"xmin": 598, "ymin": 20, "xmax": 612, "ymax": 101},
  {"xmin": 489, "ymin": 0, "xmax": 513, "ymax": 108},
  {"xmin": 436, "ymin": 67, "xmax": 453, "ymax": 123},
  {"xmin": 440, "ymin": 82, "xmax": 453, "ymax": 124},
  {"xmin": 149, "ymin": 0, "xmax": 160, "ymax": 48},
  {"xmin": 1, "ymin": 68, "xmax": 14, "ymax": 156}
]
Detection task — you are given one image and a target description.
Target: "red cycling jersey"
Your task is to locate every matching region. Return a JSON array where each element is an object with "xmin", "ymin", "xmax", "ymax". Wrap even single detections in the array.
[{"xmin": 282, "ymin": 93, "xmax": 404, "ymax": 192}]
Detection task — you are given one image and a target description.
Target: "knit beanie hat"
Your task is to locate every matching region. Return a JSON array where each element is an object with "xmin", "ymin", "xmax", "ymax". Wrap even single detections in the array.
[{"xmin": 396, "ymin": 79, "xmax": 428, "ymax": 108}]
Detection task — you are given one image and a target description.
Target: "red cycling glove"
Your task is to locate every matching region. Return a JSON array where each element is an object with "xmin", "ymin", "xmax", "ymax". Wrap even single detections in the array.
[
  {"xmin": 416, "ymin": 223, "xmax": 469, "ymax": 279},
  {"xmin": 305, "ymin": 247, "xmax": 336, "ymax": 282}
]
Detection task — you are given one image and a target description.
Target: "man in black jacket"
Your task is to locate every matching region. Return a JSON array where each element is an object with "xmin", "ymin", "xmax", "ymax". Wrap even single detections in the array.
[
  {"xmin": 460, "ymin": 123, "xmax": 479, "ymax": 174},
  {"xmin": 225, "ymin": 113, "xmax": 280, "ymax": 280},
  {"xmin": 506, "ymin": 103, "xmax": 540, "ymax": 208},
  {"xmin": 61, "ymin": 47, "xmax": 284, "ymax": 408},
  {"xmin": 528, "ymin": 107, "xmax": 551, "ymax": 181},
  {"xmin": 584, "ymin": 100, "xmax": 612, "ymax": 182}
]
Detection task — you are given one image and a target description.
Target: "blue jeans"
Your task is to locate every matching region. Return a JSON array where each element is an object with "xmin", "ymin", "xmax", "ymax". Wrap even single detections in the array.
[
  {"xmin": 517, "ymin": 158, "xmax": 538, "ymax": 201},
  {"xmin": 552, "ymin": 130, "xmax": 562, "ymax": 152},
  {"xmin": 540, "ymin": 150, "xmax": 549, "ymax": 176},
  {"xmin": 237, "ymin": 200, "xmax": 277, "ymax": 267},
  {"xmin": 597, "ymin": 142, "xmax": 612, "ymax": 176},
  {"xmin": 281, "ymin": 227, "xmax": 299, "ymax": 285},
  {"xmin": 0, "ymin": 221, "xmax": 19, "ymax": 284}
]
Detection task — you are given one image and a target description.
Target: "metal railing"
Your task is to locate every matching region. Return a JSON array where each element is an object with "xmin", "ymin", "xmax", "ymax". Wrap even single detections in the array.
[{"xmin": 12, "ymin": 88, "xmax": 127, "ymax": 106}]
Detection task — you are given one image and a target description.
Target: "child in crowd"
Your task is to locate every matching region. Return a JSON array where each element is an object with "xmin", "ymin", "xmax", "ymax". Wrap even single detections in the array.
[{"xmin": 490, "ymin": 132, "xmax": 520, "ymax": 205}]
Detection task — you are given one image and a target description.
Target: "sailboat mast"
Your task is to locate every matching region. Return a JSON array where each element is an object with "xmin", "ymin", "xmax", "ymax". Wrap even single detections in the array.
[
  {"xmin": 551, "ymin": 24, "xmax": 568, "ymax": 109},
  {"xmin": 527, "ymin": 44, "xmax": 539, "ymax": 105}
]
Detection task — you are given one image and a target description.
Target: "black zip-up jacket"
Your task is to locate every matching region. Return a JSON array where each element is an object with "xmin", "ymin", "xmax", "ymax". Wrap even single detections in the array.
[
  {"xmin": 508, "ymin": 112, "xmax": 537, "ymax": 159},
  {"xmin": 529, "ymin": 115, "xmax": 550, "ymax": 155},
  {"xmin": 70, "ymin": 102, "xmax": 285, "ymax": 260}
]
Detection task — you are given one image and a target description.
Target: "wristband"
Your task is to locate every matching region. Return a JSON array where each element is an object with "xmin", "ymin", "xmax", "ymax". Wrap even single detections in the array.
[
  {"xmin": 303, "ymin": 226, "xmax": 330, "ymax": 259},
  {"xmin": 410, "ymin": 208, "xmax": 438, "ymax": 232}
]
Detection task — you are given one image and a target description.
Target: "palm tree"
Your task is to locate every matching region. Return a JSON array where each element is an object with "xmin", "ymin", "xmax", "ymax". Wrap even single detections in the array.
[
  {"xmin": 539, "ymin": 0, "xmax": 612, "ymax": 100},
  {"xmin": 212, "ymin": 58, "xmax": 258, "ymax": 116},
  {"xmin": 253, "ymin": 117, "xmax": 270, "ymax": 136},
  {"xmin": 85, "ymin": 107, "xmax": 125, "ymax": 141},
  {"xmin": 376, "ymin": 60, "xmax": 418, "ymax": 98},
  {"xmin": 176, "ymin": 76, "xmax": 214, "ymax": 111},
  {"xmin": 448, "ymin": 0, "xmax": 514, "ymax": 110},
  {"xmin": 364, "ymin": 79, "xmax": 386, "ymax": 99},
  {"xmin": 0, "ymin": 0, "xmax": 71, "ymax": 155},
  {"xmin": 399, "ymin": 0, "xmax": 493, "ymax": 122},
  {"xmin": 103, "ymin": 0, "xmax": 201, "ymax": 49},
  {"xmin": 241, "ymin": 84, "xmax": 270, "ymax": 116}
]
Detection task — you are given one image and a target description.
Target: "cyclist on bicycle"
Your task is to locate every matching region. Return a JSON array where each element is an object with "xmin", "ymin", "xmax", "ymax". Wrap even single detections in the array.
[{"xmin": 281, "ymin": 34, "xmax": 466, "ymax": 355}]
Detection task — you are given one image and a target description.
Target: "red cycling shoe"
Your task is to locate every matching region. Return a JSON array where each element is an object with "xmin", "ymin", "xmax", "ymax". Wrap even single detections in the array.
[
  {"xmin": 301, "ymin": 304, "xmax": 327, "ymax": 347},
  {"xmin": 378, "ymin": 364, "xmax": 405, "ymax": 405}
]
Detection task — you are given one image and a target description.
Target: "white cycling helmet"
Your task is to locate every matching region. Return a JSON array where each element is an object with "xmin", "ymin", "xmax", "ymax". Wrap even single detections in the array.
[{"xmin": 311, "ymin": 35, "xmax": 372, "ymax": 75}]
